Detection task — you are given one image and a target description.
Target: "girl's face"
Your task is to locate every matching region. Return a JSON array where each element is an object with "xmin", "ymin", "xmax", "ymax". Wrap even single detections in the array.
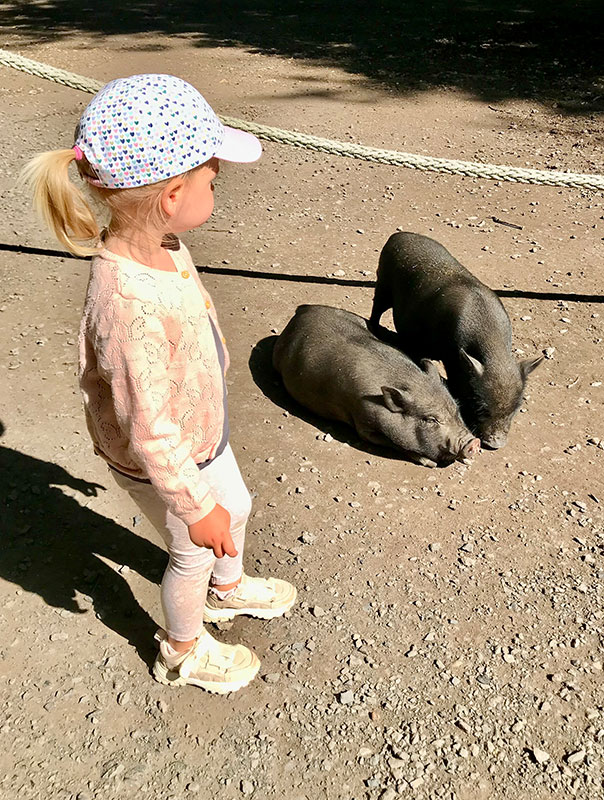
[{"xmin": 164, "ymin": 157, "xmax": 220, "ymax": 233}]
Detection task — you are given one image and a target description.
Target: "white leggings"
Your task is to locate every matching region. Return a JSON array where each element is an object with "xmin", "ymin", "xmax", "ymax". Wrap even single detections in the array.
[{"xmin": 111, "ymin": 444, "xmax": 252, "ymax": 641}]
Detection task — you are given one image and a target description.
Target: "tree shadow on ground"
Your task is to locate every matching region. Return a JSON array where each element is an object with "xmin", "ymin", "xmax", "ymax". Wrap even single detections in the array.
[
  {"xmin": 0, "ymin": 426, "xmax": 167, "ymax": 666},
  {"xmin": 249, "ymin": 333, "xmax": 445, "ymax": 466},
  {"xmin": 2, "ymin": 1, "xmax": 603, "ymax": 111}
]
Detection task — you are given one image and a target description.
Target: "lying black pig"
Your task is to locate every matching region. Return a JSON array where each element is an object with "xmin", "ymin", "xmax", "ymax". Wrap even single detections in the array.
[
  {"xmin": 370, "ymin": 232, "xmax": 543, "ymax": 449},
  {"xmin": 273, "ymin": 304, "xmax": 480, "ymax": 467}
]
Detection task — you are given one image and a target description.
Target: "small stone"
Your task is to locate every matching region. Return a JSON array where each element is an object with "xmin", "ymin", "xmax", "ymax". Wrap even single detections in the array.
[
  {"xmin": 566, "ymin": 749, "xmax": 586, "ymax": 765},
  {"xmin": 338, "ymin": 690, "xmax": 355, "ymax": 705},
  {"xmin": 428, "ymin": 542, "xmax": 441, "ymax": 552},
  {"xmin": 117, "ymin": 691, "xmax": 130, "ymax": 706},
  {"xmin": 531, "ymin": 747, "xmax": 550, "ymax": 765},
  {"xmin": 543, "ymin": 347, "xmax": 556, "ymax": 359},
  {"xmin": 263, "ymin": 673, "xmax": 280, "ymax": 684},
  {"xmin": 380, "ymin": 789, "xmax": 397, "ymax": 800},
  {"xmin": 409, "ymin": 776, "xmax": 425, "ymax": 789},
  {"xmin": 311, "ymin": 606, "xmax": 325, "ymax": 617},
  {"xmin": 240, "ymin": 780, "xmax": 254, "ymax": 795},
  {"xmin": 49, "ymin": 632, "xmax": 68, "ymax": 642}
]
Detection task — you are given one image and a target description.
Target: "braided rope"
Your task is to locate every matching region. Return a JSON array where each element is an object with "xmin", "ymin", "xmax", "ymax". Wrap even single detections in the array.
[{"xmin": 2, "ymin": 47, "xmax": 603, "ymax": 192}]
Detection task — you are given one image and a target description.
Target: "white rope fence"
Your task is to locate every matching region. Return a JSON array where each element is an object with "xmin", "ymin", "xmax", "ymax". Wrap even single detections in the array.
[{"xmin": 2, "ymin": 47, "xmax": 603, "ymax": 192}]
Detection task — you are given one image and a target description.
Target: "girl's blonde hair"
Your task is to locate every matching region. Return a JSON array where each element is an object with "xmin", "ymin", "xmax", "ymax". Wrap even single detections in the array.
[{"xmin": 20, "ymin": 148, "xmax": 191, "ymax": 257}]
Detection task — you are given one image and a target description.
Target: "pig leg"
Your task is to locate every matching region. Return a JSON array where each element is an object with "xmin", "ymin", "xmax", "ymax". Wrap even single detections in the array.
[
  {"xmin": 369, "ymin": 282, "xmax": 392, "ymax": 331},
  {"xmin": 407, "ymin": 453, "xmax": 438, "ymax": 468},
  {"xmin": 357, "ymin": 424, "xmax": 437, "ymax": 468}
]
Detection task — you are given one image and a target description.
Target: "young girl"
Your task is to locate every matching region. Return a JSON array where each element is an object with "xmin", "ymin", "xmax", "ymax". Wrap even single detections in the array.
[{"xmin": 23, "ymin": 73, "xmax": 296, "ymax": 694}]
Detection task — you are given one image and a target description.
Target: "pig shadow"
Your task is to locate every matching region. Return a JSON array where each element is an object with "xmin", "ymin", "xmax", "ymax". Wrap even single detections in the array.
[
  {"xmin": 0, "ymin": 425, "xmax": 167, "ymax": 666},
  {"xmin": 249, "ymin": 335, "xmax": 446, "ymax": 466}
]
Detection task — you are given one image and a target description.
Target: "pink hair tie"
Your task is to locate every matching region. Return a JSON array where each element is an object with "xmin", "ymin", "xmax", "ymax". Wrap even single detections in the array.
[{"xmin": 72, "ymin": 145, "xmax": 84, "ymax": 160}]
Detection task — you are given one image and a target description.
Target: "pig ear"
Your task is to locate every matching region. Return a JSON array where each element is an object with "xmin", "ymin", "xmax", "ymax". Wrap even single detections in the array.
[
  {"xmin": 381, "ymin": 385, "xmax": 413, "ymax": 414},
  {"xmin": 420, "ymin": 359, "xmax": 441, "ymax": 381},
  {"xmin": 520, "ymin": 354, "xmax": 544, "ymax": 378},
  {"xmin": 460, "ymin": 348, "xmax": 485, "ymax": 377}
]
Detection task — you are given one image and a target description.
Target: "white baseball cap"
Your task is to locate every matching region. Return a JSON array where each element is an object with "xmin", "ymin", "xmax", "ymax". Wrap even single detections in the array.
[{"xmin": 74, "ymin": 73, "xmax": 262, "ymax": 189}]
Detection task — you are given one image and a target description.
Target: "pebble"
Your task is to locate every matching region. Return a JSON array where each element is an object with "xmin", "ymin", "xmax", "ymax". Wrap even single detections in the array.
[
  {"xmin": 49, "ymin": 632, "xmax": 68, "ymax": 642},
  {"xmin": 531, "ymin": 747, "xmax": 550, "ymax": 765},
  {"xmin": 338, "ymin": 690, "xmax": 355, "ymax": 705},
  {"xmin": 263, "ymin": 673, "xmax": 281, "ymax": 684},
  {"xmin": 380, "ymin": 788, "xmax": 397, "ymax": 800},
  {"xmin": 240, "ymin": 780, "xmax": 254, "ymax": 795},
  {"xmin": 566, "ymin": 749, "xmax": 586, "ymax": 765},
  {"xmin": 311, "ymin": 606, "xmax": 325, "ymax": 617}
]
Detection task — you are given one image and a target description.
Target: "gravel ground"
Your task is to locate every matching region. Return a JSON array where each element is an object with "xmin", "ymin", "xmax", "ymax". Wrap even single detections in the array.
[{"xmin": 0, "ymin": 11, "xmax": 603, "ymax": 800}]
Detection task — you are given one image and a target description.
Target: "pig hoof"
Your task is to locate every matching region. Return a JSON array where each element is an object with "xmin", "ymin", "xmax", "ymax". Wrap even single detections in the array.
[{"xmin": 413, "ymin": 456, "xmax": 437, "ymax": 468}]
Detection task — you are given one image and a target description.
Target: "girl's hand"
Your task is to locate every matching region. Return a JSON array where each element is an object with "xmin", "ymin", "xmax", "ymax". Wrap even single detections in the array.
[{"xmin": 188, "ymin": 504, "xmax": 236, "ymax": 558}]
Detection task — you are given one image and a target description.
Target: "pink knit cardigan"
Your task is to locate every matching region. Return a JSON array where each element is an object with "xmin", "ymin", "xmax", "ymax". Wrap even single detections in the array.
[{"xmin": 78, "ymin": 242, "xmax": 229, "ymax": 524}]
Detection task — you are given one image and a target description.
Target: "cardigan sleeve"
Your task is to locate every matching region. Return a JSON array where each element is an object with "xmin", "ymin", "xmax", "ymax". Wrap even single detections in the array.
[{"xmin": 97, "ymin": 292, "xmax": 217, "ymax": 524}]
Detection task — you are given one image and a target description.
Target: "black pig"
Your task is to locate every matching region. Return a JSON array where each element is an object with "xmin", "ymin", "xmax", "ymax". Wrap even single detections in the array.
[
  {"xmin": 273, "ymin": 304, "xmax": 480, "ymax": 467},
  {"xmin": 370, "ymin": 232, "xmax": 543, "ymax": 449}
]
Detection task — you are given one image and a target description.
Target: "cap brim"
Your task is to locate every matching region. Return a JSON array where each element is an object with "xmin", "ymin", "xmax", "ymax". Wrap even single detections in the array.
[{"xmin": 216, "ymin": 126, "xmax": 262, "ymax": 163}]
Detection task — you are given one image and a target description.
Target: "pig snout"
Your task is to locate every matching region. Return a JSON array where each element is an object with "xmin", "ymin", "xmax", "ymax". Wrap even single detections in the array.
[
  {"xmin": 455, "ymin": 436, "xmax": 481, "ymax": 464},
  {"xmin": 480, "ymin": 433, "xmax": 508, "ymax": 450}
]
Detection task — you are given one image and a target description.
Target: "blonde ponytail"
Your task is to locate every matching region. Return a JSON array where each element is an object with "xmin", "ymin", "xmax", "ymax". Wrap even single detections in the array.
[{"xmin": 20, "ymin": 149, "xmax": 101, "ymax": 257}]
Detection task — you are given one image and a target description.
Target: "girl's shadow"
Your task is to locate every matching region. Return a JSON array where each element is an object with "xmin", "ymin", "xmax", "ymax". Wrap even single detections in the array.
[
  {"xmin": 0, "ymin": 426, "xmax": 167, "ymax": 665},
  {"xmin": 249, "ymin": 335, "xmax": 412, "ymax": 462}
]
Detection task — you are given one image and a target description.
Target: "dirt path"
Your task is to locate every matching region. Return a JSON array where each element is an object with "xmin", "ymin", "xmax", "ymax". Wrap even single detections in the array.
[{"xmin": 1, "ymin": 20, "xmax": 603, "ymax": 800}]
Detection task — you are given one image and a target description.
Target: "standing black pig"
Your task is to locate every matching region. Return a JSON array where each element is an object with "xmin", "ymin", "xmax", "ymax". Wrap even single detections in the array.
[
  {"xmin": 272, "ymin": 304, "xmax": 480, "ymax": 467},
  {"xmin": 370, "ymin": 232, "xmax": 543, "ymax": 449}
]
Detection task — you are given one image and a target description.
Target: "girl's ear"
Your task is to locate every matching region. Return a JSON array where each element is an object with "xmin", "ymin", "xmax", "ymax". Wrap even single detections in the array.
[{"xmin": 161, "ymin": 177, "xmax": 185, "ymax": 217}]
